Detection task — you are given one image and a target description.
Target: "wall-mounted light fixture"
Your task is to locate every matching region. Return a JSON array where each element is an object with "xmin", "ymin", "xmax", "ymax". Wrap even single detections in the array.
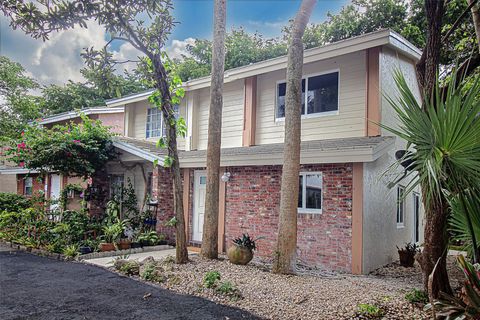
[{"xmin": 221, "ymin": 172, "xmax": 231, "ymax": 182}]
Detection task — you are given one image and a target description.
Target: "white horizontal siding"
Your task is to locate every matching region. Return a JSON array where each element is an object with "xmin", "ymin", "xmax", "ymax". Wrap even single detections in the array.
[
  {"xmin": 196, "ymin": 80, "xmax": 244, "ymax": 150},
  {"xmin": 255, "ymin": 51, "xmax": 367, "ymax": 145}
]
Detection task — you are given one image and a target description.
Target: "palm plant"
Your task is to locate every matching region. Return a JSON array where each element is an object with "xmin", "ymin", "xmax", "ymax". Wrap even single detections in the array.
[{"xmin": 380, "ymin": 69, "xmax": 480, "ymax": 294}]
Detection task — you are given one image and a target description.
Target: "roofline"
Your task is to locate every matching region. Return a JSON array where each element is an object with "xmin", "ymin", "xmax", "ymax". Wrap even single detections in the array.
[
  {"xmin": 106, "ymin": 29, "xmax": 421, "ymax": 107},
  {"xmin": 112, "ymin": 141, "xmax": 164, "ymax": 163},
  {"xmin": 38, "ymin": 106, "xmax": 124, "ymax": 125},
  {"xmin": 0, "ymin": 168, "xmax": 39, "ymax": 174}
]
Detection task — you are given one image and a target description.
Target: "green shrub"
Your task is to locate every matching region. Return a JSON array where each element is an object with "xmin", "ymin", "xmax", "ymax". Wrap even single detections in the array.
[
  {"xmin": 0, "ymin": 193, "xmax": 32, "ymax": 212},
  {"xmin": 216, "ymin": 281, "xmax": 241, "ymax": 300},
  {"xmin": 203, "ymin": 271, "xmax": 221, "ymax": 288},
  {"xmin": 141, "ymin": 262, "xmax": 165, "ymax": 282},
  {"xmin": 63, "ymin": 244, "xmax": 79, "ymax": 259},
  {"xmin": 357, "ymin": 303, "xmax": 384, "ymax": 318},
  {"xmin": 119, "ymin": 261, "xmax": 140, "ymax": 276},
  {"xmin": 405, "ymin": 288, "xmax": 428, "ymax": 304}
]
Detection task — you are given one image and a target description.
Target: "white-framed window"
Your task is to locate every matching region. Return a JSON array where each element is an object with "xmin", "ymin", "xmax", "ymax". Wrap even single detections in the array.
[
  {"xmin": 276, "ymin": 71, "xmax": 339, "ymax": 119},
  {"xmin": 146, "ymin": 105, "xmax": 180, "ymax": 138},
  {"xmin": 298, "ymin": 172, "xmax": 323, "ymax": 214},
  {"xmin": 24, "ymin": 177, "xmax": 33, "ymax": 196},
  {"xmin": 397, "ymin": 185, "xmax": 405, "ymax": 227}
]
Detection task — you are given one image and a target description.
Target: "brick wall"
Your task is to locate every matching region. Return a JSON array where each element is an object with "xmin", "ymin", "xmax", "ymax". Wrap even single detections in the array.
[
  {"xmin": 16, "ymin": 174, "xmax": 45, "ymax": 197},
  {"xmin": 224, "ymin": 164, "xmax": 353, "ymax": 272},
  {"xmin": 153, "ymin": 167, "xmax": 176, "ymax": 241}
]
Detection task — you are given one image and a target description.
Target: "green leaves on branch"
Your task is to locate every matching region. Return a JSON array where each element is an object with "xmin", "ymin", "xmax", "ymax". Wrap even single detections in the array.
[{"xmin": 7, "ymin": 114, "xmax": 115, "ymax": 178}]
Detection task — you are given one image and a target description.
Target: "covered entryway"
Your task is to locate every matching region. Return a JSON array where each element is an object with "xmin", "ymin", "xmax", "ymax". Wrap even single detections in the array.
[{"xmin": 49, "ymin": 174, "xmax": 62, "ymax": 211}]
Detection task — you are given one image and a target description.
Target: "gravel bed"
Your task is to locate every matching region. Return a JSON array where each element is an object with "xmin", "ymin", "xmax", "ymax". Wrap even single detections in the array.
[{"xmin": 111, "ymin": 254, "xmax": 450, "ymax": 320}]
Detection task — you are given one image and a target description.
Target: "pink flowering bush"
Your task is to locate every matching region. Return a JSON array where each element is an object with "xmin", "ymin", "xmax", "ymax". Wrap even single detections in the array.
[{"xmin": 8, "ymin": 114, "xmax": 115, "ymax": 178}]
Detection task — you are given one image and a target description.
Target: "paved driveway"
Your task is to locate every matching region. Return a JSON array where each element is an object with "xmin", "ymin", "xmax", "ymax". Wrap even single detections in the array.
[{"xmin": 0, "ymin": 247, "xmax": 259, "ymax": 320}]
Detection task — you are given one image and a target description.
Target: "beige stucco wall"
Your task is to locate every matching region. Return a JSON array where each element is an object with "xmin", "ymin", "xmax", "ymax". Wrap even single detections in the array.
[
  {"xmin": 362, "ymin": 46, "xmax": 424, "ymax": 273},
  {"xmin": 0, "ymin": 174, "xmax": 17, "ymax": 193}
]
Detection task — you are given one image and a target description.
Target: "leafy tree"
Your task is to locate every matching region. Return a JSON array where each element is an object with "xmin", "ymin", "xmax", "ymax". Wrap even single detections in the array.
[
  {"xmin": 1, "ymin": 0, "xmax": 189, "ymax": 263},
  {"xmin": 273, "ymin": 0, "xmax": 316, "ymax": 275},
  {"xmin": 0, "ymin": 56, "xmax": 41, "ymax": 141},
  {"xmin": 8, "ymin": 114, "xmax": 114, "ymax": 178},
  {"xmin": 201, "ymin": 0, "xmax": 226, "ymax": 259}
]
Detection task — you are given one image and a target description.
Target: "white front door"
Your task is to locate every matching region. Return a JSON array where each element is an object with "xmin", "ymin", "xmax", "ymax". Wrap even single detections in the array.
[
  {"xmin": 193, "ymin": 171, "xmax": 207, "ymax": 242},
  {"xmin": 50, "ymin": 174, "xmax": 61, "ymax": 211}
]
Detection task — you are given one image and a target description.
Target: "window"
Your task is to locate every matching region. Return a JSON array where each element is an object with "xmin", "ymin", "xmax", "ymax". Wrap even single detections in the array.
[
  {"xmin": 110, "ymin": 174, "xmax": 124, "ymax": 200},
  {"xmin": 397, "ymin": 186, "xmax": 405, "ymax": 227},
  {"xmin": 298, "ymin": 172, "xmax": 322, "ymax": 213},
  {"xmin": 24, "ymin": 177, "xmax": 33, "ymax": 196},
  {"xmin": 146, "ymin": 105, "xmax": 180, "ymax": 138},
  {"xmin": 276, "ymin": 71, "xmax": 338, "ymax": 119},
  {"xmin": 413, "ymin": 192, "xmax": 420, "ymax": 242}
]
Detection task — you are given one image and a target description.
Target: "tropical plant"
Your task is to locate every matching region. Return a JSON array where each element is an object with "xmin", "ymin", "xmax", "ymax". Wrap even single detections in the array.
[
  {"xmin": 0, "ymin": 192, "xmax": 32, "ymax": 212},
  {"xmin": 136, "ymin": 231, "xmax": 164, "ymax": 246},
  {"xmin": 101, "ymin": 219, "xmax": 127, "ymax": 244},
  {"xmin": 449, "ymin": 189, "xmax": 480, "ymax": 260},
  {"xmin": 356, "ymin": 303, "xmax": 384, "ymax": 318},
  {"xmin": 397, "ymin": 242, "xmax": 420, "ymax": 254},
  {"xmin": 203, "ymin": 271, "xmax": 221, "ymax": 288},
  {"xmin": 405, "ymin": 288, "xmax": 429, "ymax": 304},
  {"xmin": 380, "ymin": 69, "xmax": 480, "ymax": 294},
  {"xmin": 118, "ymin": 260, "xmax": 140, "ymax": 276},
  {"xmin": 232, "ymin": 234, "xmax": 259, "ymax": 251},
  {"xmin": 63, "ymin": 244, "xmax": 79, "ymax": 259},
  {"xmin": 425, "ymin": 255, "xmax": 480, "ymax": 319}
]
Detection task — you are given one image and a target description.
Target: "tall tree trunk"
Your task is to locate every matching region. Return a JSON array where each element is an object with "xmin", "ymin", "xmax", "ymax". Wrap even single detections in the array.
[
  {"xmin": 414, "ymin": 0, "xmax": 452, "ymax": 299},
  {"xmin": 272, "ymin": 0, "xmax": 316, "ymax": 275},
  {"xmin": 417, "ymin": 187, "xmax": 453, "ymax": 297},
  {"xmin": 154, "ymin": 58, "xmax": 188, "ymax": 264},
  {"xmin": 469, "ymin": 0, "xmax": 480, "ymax": 52},
  {"xmin": 201, "ymin": 0, "xmax": 227, "ymax": 259},
  {"xmin": 416, "ymin": 0, "xmax": 445, "ymax": 102}
]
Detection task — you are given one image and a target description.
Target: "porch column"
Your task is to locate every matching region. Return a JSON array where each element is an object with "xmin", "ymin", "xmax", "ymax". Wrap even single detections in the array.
[
  {"xmin": 151, "ymin": 166, "xmax": 160, "ymax": 200},
  {"xmin": 351, "ymin": 163, "xmax": 364, "ymax": 274},
  {"xmin": 242, "ymin": 76, "xmax": 257, "ymax": 147},
  {"xmin": 218, "ymin": 167, "xmax": 227, "ymax": 253},
  {"xmin": 182, "ymin": 168, "xmax": 191, "ymax": 243}
]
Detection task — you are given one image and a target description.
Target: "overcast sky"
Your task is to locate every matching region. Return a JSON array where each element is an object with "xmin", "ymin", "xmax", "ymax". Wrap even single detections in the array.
[{"xmin": 0, "ymin": 0, "xmax": 347, "ymax": 86}]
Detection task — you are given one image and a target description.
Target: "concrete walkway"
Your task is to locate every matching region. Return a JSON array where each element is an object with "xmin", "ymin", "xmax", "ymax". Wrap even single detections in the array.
[{"xmin": 84, "ymin": 248, "xmax": 196, "ymax": 267}]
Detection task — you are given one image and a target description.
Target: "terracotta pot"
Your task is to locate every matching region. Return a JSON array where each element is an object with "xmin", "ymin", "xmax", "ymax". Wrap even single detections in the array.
[
  {"xmin": 398, "ymin": 251, "xmax": 415, "ymax": 267},
  {"xmin": 117, "ymin": 240, "xmax": 131, "ymax": 250},
  {"xmin": 99, "ymin": 243, "xmax": 115, "ymax": 252},
  {"xmin": 227, "ymin": 245, "xmax": 253, "ymax": 265}
]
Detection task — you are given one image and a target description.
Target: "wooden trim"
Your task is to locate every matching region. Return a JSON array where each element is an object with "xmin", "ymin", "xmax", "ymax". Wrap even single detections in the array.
[
  {"xmin": 218, "ymin": 167, "xmax": 226, "ymax": 253},
  {"xmin": 366, "ymin": 47, "xmax": 381, "ymax": 136},
  {"xmin": 182, "ymin": 168, "xmax": 191, "ymax": 243},
  {"xmin": 351, "ymin": 162, "xmax": 364, "ymax": 274},
  {"xmin": 242, "ymin": 76, "xmax": 257, "ymax": 147}
]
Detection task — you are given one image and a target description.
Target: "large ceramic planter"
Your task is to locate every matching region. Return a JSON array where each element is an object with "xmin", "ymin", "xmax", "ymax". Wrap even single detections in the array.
[
  {"xmin": 227, "ymin": 245, "xmax": 253, "ymax": 265},
  {"xmin": 99, "ymin": 243, "xmax": 115, "ymax": 252},
  {"xmin": 398, "ymin": 251, "xmax": 415, "ymax": 267}
]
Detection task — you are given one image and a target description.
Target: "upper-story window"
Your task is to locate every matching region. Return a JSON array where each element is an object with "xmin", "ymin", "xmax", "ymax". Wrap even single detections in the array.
[
  {"xmin": 276, "ymin": 71, "xmax": 339, "ymax": 119},
  {"xmin": 146, "ymin": 105, "xmax": 180, "ymax": 138}
]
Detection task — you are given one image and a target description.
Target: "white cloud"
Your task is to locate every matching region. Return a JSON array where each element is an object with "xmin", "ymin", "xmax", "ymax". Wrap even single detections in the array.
[
  {"xmin": 247, "ymin": 19, "xmax": 287, "ymax": 30},
  {"xmin": 166, "ymin": 37, "xmax": 195, "ymax": 60}
]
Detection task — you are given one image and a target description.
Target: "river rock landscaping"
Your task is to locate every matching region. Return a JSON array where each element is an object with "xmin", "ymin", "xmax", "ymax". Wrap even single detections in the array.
[{"xmin": 109, "ymin": 254, "xmax": 466, "ymax": 320}]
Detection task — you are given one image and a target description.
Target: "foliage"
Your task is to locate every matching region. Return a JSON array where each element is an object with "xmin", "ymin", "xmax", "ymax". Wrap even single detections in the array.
[
  {"xmin": 118, "ymin": 260, "xmax": 140, "ymax": 276},
  {"xmin": 0, "ymin": 56, "xmax": 41, "ymax": 141},
  {"xmin": 203, "ymin": 271, "xmax": 221, "ymax": 289},
  {"xmin": 448, "ymin": 190, "xmax": 480, "ymax": 259},
  {"xmin": 136, "ymin": 231, "xmax": 164, "ymax": 246},
  {"xmin": 425, "ymin": 255, "xmax": 480, "ymax": 319},
  {"xmin": 405, "ymin": 288, "xmax": 429, "ymax": 304},
  {"xmin": 8, "ymin": 114, "xmax": 115, "ymax": 178},
  {"xmin": 397, "ymin": 242, "xmax": 420, "ymax": 254},
  {"xmin": 101, "ymin": 218, "xmax": 127, "ymax": 244},
  {"xmin": 356, "ymin": 303, "xmax": 385, "ymax": 318},
  {"xmin": 121, "ymin": 178, "xmax": 139, "ymax": 219},
  {"xmin": 63, "ymin": 244, "xmax": 79, "ymax": 259},
  {"xmin": 59, "ymin": 184, "xmax": 85, "ymax": 211},
  {"xmin": 216, "ymin": 281, "xmax": 242, "ymax": 300},
  {"xmin": 232, "ymin": 234, "xmax": 259, "ymax": 251},
  {"xmin": 0, "ymin": 192, "xmax": 32, "ymax": 212},
  {"xmin": 140, "ymin": 262, "xmax": 165, "ymax": 283}
]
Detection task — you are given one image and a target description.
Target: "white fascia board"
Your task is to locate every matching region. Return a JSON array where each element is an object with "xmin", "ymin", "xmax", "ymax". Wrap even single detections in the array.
[
  {"xmin": 106, "ymin": 90, "xmax": 155, "ymax": 107},
  {"xmin": 112, "ymin": 141, "xmax": 164, "ymax": 164},
  {"xmin": 38, "ymin": 106, "xmax": 124, "ymax": 125},
  {"xmin": 0, "ymin": 168, "xmax": 39, "ymax": 174},
  {"xmin": 178, "ymin": 141, "xmax": 395, "ymax": 168}
]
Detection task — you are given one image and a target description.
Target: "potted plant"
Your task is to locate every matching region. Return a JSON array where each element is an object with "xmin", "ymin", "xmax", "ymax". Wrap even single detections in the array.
[
  {"xmin": 227, "ymin": 233, "xmax": 261, "ymax": 265},
  {"xmin": 99, "ymin": 219, "xmax": 124, "ymax": 251},
  {"xmin": 78, "ymin": 239, "xmax": 95, "ymax": 254},
  {"xmin": 397, "ymin": 242, "xmax": 419, "ymax": 267},
  {"xmin": 137, "ymin": 230, "xmax": 162, "ymax": 247}
]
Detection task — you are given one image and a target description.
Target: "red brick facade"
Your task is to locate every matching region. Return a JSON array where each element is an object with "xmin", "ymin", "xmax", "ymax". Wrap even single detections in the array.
[
  {"xmin": 152, "ymin": 167, "xmax": 176, "ymax": 241},
  {"xmin": 16, "ymin": 174, "xmax": 44, "ymax": 197},
  {"xmin": 223, "ymin": 164, "xmax": 353, "ymax": 272}
]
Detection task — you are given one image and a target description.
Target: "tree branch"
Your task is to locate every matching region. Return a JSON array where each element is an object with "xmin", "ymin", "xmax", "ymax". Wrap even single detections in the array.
[{"xmin": 442, "ymin": 0, "xmax": 478, "ymax": 43}]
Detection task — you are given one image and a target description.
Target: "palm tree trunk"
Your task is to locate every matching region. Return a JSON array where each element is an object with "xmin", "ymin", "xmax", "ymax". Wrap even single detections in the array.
[
  {"xmin": 272, "ymin": 0, "xmax": 316, "ymax": 275},
  {"xmin": 201, "ymin": 0, "xmax": 227, "ymax": 259}
]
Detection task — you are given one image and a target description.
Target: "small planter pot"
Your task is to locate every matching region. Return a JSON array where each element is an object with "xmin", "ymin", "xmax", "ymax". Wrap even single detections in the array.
[
  {"xmin": 398, "ymin": 251, "xmax": 415, "ymax": 267},
  {"xmin": 131, "ymin": 242, "xmax": 143, "ymax": 249},
  {"xmin": 227, "ymin": 245, "xmax": 254, "ymax": 265},
  {"xmin": 79, "ymin": 246, "xmax": 93, "ymax": 255},
  {"xmin": 117, "ymin": 240, "xmax": 131, "ymax": 250},
  {"xmin": 99, "ymin": 243, "xmax": 116, "ymax": 252}
]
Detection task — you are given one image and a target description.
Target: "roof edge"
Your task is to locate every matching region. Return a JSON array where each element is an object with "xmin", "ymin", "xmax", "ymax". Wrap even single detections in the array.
[{"xmin": 38, "ymin": 106, "xmax": 124, "ymax": 125}]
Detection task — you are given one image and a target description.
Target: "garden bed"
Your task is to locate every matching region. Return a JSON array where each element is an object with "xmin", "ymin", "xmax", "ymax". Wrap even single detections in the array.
[{"xmin": 109, "ymin": 254, "xmax": 448, "ymax": 320}]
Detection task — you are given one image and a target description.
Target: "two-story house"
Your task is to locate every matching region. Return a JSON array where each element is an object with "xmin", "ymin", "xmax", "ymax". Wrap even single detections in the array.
[{"xmin": 101, "ymin": 29, "xmax": 423, "ymax": 274}]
